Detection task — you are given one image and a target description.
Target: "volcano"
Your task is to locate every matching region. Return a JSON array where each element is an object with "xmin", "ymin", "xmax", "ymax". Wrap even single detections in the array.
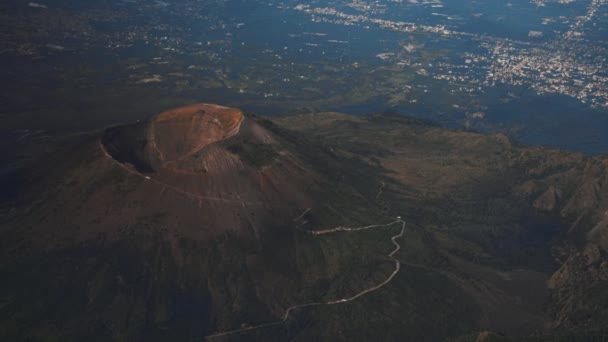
[
  {"xmin": 96, "ymin": 103, "xmax": 329, "ymax": 239},
  {"xmin": 2, "ymin": 106, "xmax": 608, "ymax": 341},
  {"xmin": 0, "ymin": 104, "xmax": 388, "ymax": 341}
]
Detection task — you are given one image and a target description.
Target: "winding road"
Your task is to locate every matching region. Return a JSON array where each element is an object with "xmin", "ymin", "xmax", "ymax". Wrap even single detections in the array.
[{"xmin": 205, "ymin": 218, "xmax": 406, "ymax": 340}]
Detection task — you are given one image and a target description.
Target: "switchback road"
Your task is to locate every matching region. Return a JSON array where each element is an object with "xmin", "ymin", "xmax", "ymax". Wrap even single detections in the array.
[{"xmin": 205, "ymin": 218, "xmax": 406, "ymax": 340}]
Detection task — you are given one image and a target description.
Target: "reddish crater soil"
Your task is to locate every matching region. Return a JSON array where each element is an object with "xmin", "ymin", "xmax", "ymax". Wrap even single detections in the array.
[
  {"xmin": 97, "ymin": 103, "xmax": 317, "ymax": 239},
  {"xmin": 146, "ymin": 103, "xmax": 244, "ymax": 168}
]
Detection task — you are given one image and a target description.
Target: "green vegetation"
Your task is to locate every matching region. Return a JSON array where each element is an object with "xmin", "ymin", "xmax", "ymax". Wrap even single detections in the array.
[{"xmin": 226, "ymin": 141, "xmax": 278, "ymax": 169}]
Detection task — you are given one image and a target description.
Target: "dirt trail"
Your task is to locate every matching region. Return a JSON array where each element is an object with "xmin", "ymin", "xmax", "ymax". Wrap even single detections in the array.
[{"xmin": 205, "ymin": 219, "xmax": 406, "ymax": 340}]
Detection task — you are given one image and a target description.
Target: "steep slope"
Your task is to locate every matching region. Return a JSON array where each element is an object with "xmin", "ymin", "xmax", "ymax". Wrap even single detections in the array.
[{"xmin": 96, "ymin": 104, "xmax": 319, "ymax": 240}]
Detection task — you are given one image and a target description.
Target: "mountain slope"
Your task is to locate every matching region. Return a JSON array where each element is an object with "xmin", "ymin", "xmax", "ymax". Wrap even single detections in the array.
[
  {"xmin": 274, "ymin": 112, "xmax": 608, "ymax": 339},
  {"xmin": 1, "ymin": 107, "xmax": 608, "ymax": 341}
]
